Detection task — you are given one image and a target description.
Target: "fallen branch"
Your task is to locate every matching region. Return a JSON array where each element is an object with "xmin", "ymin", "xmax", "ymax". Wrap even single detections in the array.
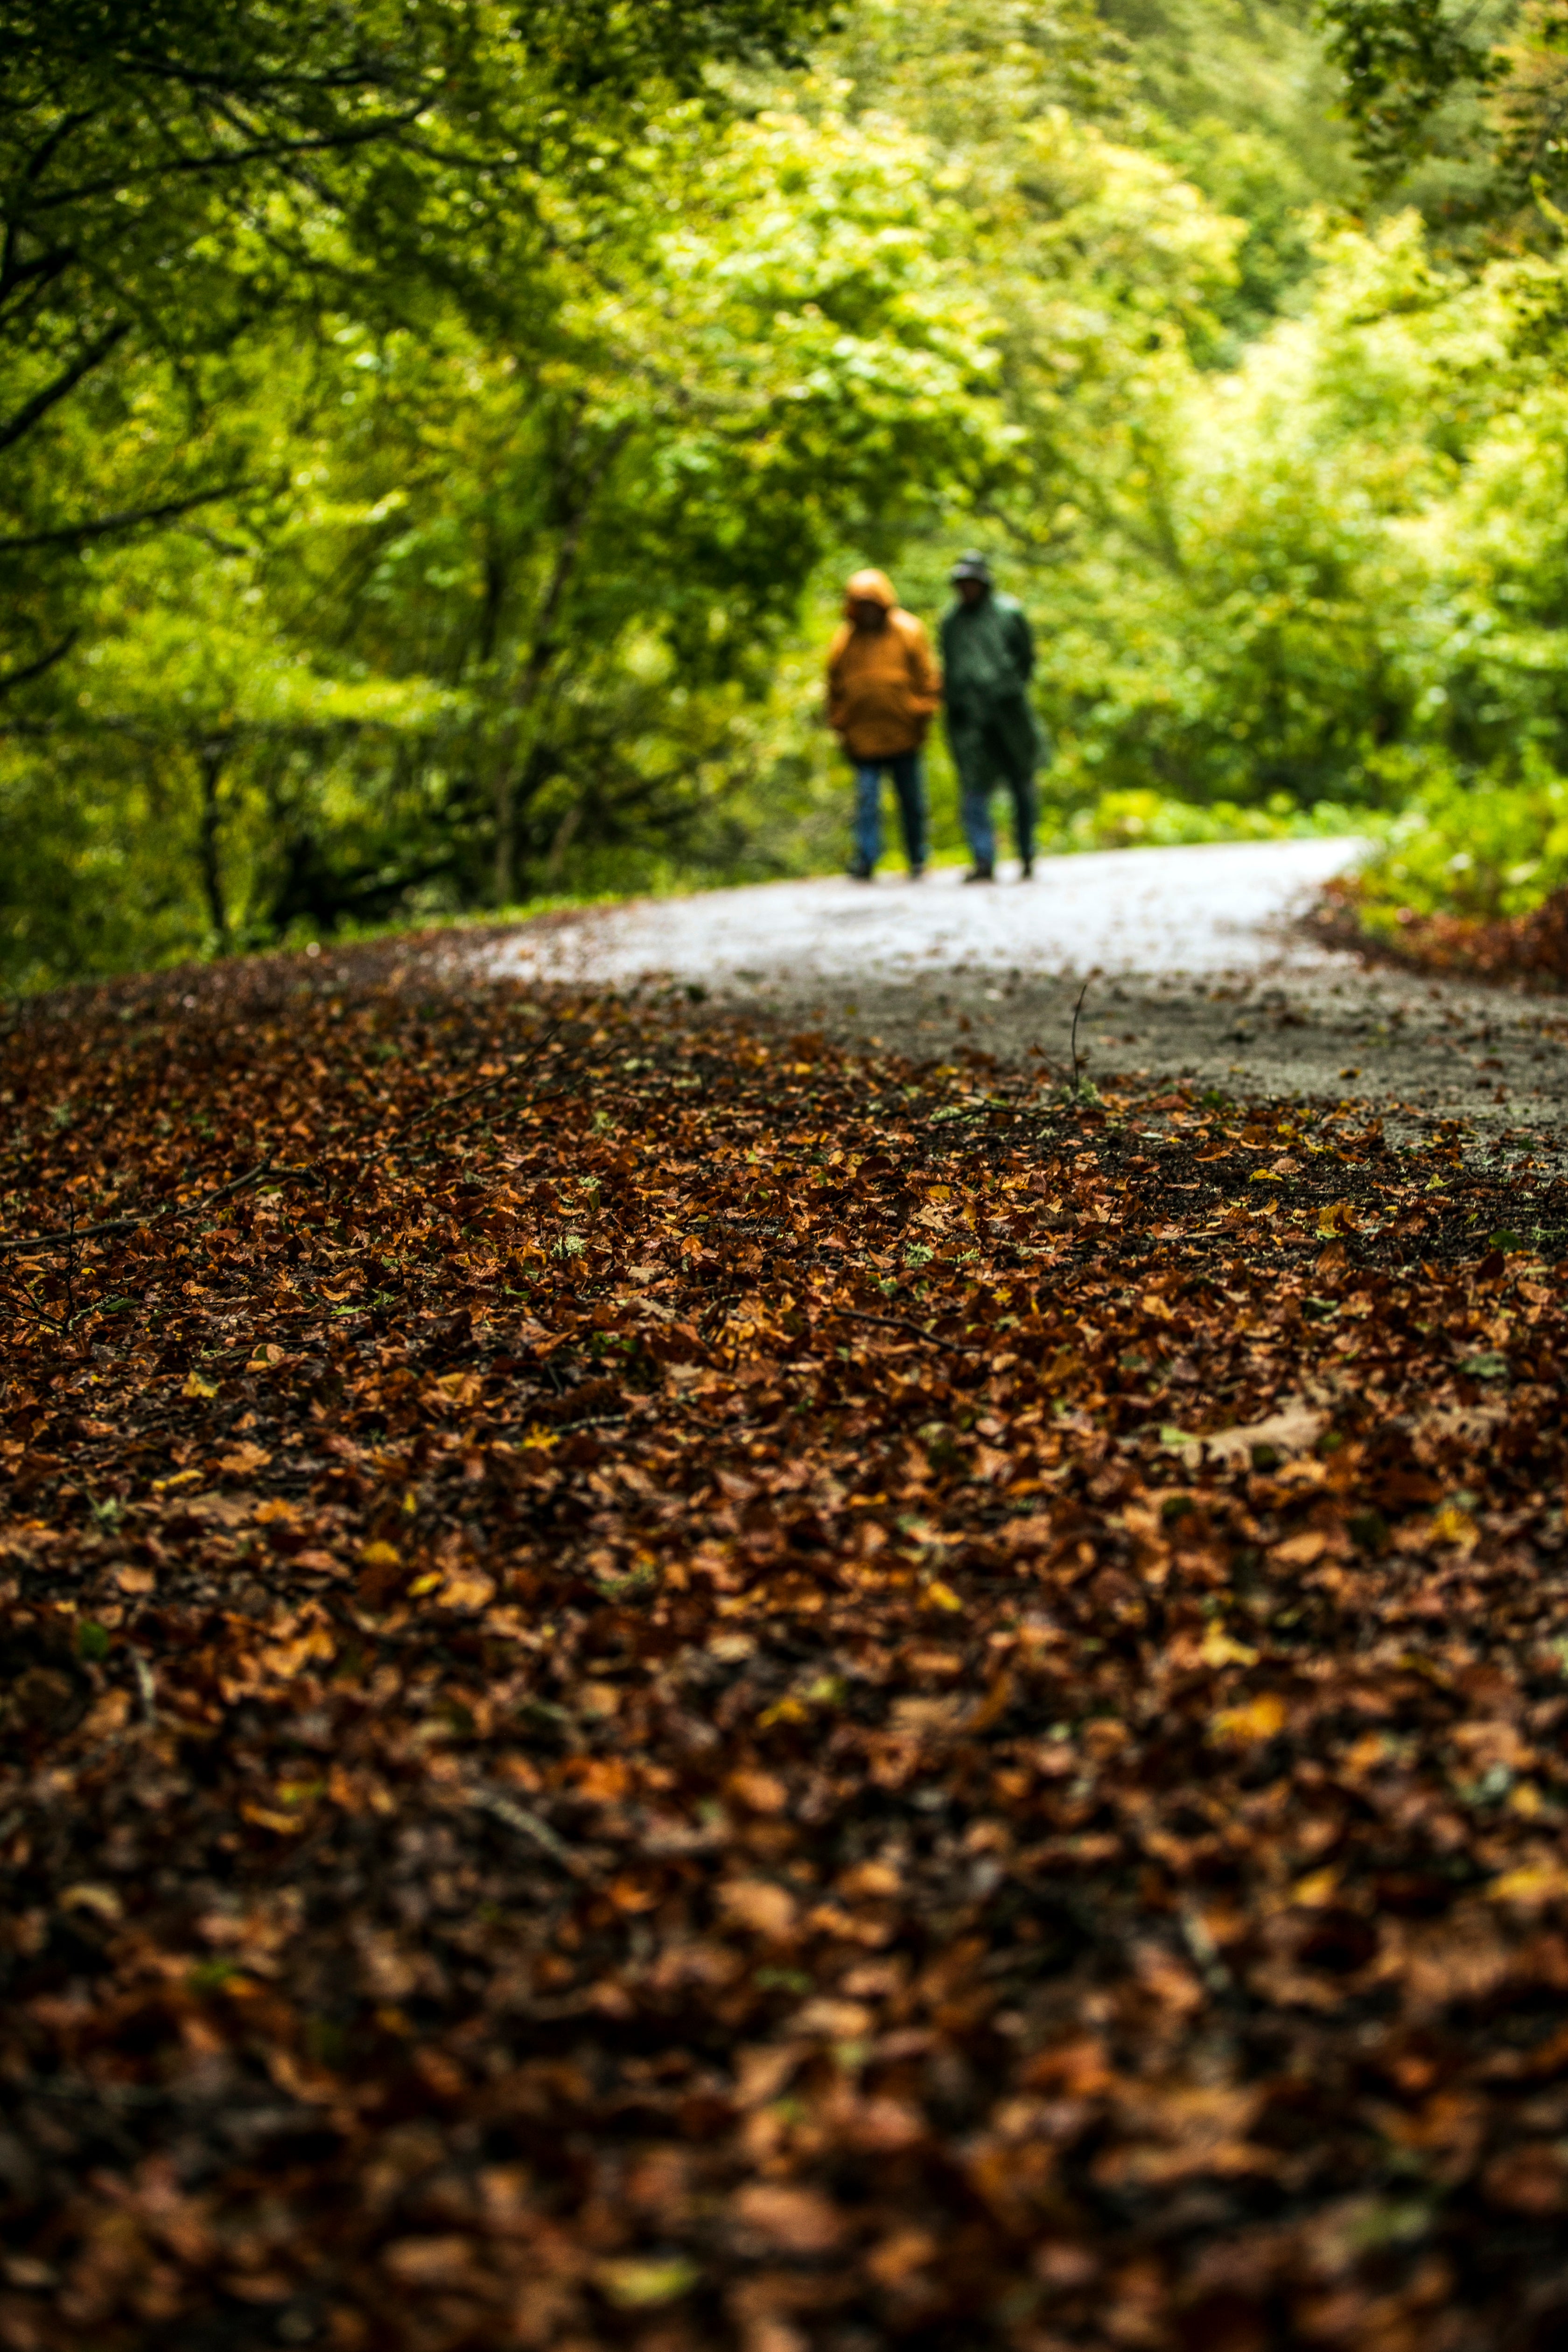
[
  {"xmin": 399, "ymin": 1028, "xmax": 560, "ymax": 1141},
  {"xmin": 1, "ymin": 1021, "xmax": 559, "ymax": 1261}
]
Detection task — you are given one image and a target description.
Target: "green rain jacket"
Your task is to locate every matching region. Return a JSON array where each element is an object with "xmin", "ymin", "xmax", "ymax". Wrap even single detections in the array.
[
  {"xmin": 940, "ymin": 588, "xmax": 1048, "ymax": 781},
  {"xmin": 939, "ymin": 589, "xmax": 1043, "ymax": 777},
  {"xmin": 940, "ymin": 589, "xmax": 1034, "ymax": 710}
]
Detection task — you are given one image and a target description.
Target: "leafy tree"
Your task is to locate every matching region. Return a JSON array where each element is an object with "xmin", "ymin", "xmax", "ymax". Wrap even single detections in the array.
[
  {"xmin": 0, "ymin": 93, "xmax": 996, "ymax": 978},
  {"xmin": 1316, "ymin": 0, "xmax": 1568, "ymax": 243},
  {"xmin": 1316, "ymin": 0, "xmax": 1505, "ymax": 186},
  {"xmin": 0, "ymin": 0, "xmax": 833, "ymax": 691}
]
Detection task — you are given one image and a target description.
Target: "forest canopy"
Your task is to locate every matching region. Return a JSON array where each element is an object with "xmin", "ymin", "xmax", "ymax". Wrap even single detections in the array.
[{"xmin": 6, "ymin": 0, "xmax": 1568, "ymax": 987}]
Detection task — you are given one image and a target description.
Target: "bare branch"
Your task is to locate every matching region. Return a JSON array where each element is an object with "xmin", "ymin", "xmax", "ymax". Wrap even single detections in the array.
[
  {"xmin": 22, "ymin": 104, "xmax": 439, "ymax": 216},
  {"xmin": 0, "ymin": 479, "xmax": 249, "ymax": 555},
  {"xmin": 0, "ymin": 628, "xmax": 78, "ymax": 698},
  {"xmin": 824, "ymin": 1307, "xmax": 988, "ymax": 1355},
  {"xmin": 0, "ymin": 240, "xmax": 76, "ymax": 316},
  {"xmin": 0, "ymin": 318, "xmax": 127, "ymax": 454}
]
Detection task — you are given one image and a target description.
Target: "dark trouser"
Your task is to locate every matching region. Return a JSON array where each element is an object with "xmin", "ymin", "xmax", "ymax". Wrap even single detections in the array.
[
  {"xmin": 853, "ymin": 749, "xmax": 927, "ymax": 871},
  {"xmin": 948, "ymin": 698, "xmax": 1043, "ymax": 868}
]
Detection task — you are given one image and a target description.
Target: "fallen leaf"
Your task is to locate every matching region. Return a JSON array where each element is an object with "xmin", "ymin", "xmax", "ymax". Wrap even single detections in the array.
[
  {"xmin": 58, "ymin": 1884, "xmax": 124, "ymax": 1922},
  {"xmin": 719, "ymin": 1880, "xmax": 798, "ymax": 1941},
  {"xmin": 1211, "ymin": 1693, "xmax": 1288, "ymax": 1744},
  {"xmin": 595, "ymin": 2255, "xmax": 701, "ymax": 2309},
  {"xmin": 734, "ymin": 2183, "xmax": 844, "ymax": 2253},
  {"xmin": 217, "ymin": 1442, "xmax": 273, "ymax": 1476}
]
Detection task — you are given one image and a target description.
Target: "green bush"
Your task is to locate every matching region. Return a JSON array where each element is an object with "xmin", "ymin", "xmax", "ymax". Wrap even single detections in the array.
[
  {"xmin": 1045, "ymin": 786, "xmax": 1372, "ymax": 853},
  {"xmin": 1353, "ymin": 754, "xmax": 1568, "ymax": 925}
]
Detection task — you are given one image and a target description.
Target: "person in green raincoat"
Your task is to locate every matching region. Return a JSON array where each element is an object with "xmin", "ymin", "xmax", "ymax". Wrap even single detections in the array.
[{"xmin": 939, "ymin": 551, "xmax": 1046, "ymax": 882}]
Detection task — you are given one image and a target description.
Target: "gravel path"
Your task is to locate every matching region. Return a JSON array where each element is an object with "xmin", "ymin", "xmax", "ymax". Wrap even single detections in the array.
[{"xmin": 490, "ymin": 840, "xmax": 1568, "ymax": 1136}]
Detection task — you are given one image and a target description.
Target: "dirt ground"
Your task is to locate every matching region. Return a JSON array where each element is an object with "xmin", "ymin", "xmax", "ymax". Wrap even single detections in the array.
[{"xmin": 487, "ymin": 842, "xmax": 1568, "ymax": 1147}]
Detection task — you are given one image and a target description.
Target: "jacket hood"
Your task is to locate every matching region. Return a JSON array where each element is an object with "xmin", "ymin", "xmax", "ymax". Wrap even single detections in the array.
[{"xmin": 844, "ymin": 568, "xmax": 897, "ymax": 615}]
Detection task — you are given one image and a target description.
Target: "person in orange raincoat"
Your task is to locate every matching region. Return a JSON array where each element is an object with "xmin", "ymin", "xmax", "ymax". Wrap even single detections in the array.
[{"xmin": 825, "ymin": 567, "xmax": 941, "ymax": 880}]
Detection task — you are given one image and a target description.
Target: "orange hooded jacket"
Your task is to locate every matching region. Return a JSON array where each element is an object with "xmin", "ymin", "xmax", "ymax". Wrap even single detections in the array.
[{"xmin": 826, "ymin": 569, "xmax": 942, "ymax": 760}]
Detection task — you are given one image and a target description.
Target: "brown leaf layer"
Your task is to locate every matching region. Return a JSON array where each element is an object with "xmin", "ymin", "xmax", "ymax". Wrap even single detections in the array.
[{"xmin": 3, "ymin": 942, "xmax": 1568, "ymax": 2352}]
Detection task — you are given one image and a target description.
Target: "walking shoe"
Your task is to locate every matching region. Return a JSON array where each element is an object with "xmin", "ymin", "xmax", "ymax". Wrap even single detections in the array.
[
  {"xmin": 1020, "ymin": 856, "xmax": 1034, "ymax": 879},
  {"xmin": 847, "ymin": 855, "xmax": 873, "ymax": 882},
  {"xmin": 909, "ymin": 862, "xmax": 926, "ymax": 880},
  {"xmin": 963, "ymin": 862, "xmax": 995, "ymax": 884}
]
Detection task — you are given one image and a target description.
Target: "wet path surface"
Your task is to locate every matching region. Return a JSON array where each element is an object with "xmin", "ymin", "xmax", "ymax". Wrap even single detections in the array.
[{"xmin": 489, "ymin": 840, "xmax": 1568, "ymax": 1138}]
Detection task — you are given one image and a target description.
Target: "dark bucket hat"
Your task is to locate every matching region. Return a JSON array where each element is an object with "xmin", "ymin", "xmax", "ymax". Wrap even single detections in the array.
[{"xmin": 949, "ymin": 549, "xmax": 992, "ymax": 584}]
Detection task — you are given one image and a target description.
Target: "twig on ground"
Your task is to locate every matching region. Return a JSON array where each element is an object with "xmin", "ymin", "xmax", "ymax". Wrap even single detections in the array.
[
  {"xmin": 931, "ymin": 1099, "xmax": 1059, "ymax": 1125},
  {"xmin": 0, "ymin": 1157, "xmax": 313, "ymax": 1260},
  {"xmin": 699, "ymin": 1289, "xmax": 752, "ymax": 1335},
  {"xmin": 130, "ymin": 1653, "xmax": 157, "ymax": 1725},
  {"xmin": 467, "ymin": 1786, "xmax": 588, "ymax": 1877},
  {"xmin": 0, "ymin": 1279, "xmax": 68, "ymax": 1336},
  {"xmin": 331, "ymin": 1020, "xmax": 564, "ymax": 1198},
  {"xmin": 826, "ymin": 1306, "xmax": 989, "ymax": 1354},
  {"xmin": 3, "ymin": 1021, "xmax": 559, "ymax": 1265},
  {"xmin": 404, "ymin": 1026, "xmax": 560, "ymax": 1140},
  {"xmin": 1071, "ymin": 976, "xmax": 1092, "ymax": 1096}
]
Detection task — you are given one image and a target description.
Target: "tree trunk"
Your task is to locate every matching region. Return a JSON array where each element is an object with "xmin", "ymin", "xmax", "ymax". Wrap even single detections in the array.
[
  {"xmin": 545, "ymin": 800, "xmax": 582, "ymax": 886},
  {"xmin": 492, "ymin": 424, "xmax": 631, "ymax": 907},
  {"xmin": 195, "ymin": 738, "xmax": 231, "ymax": 950}
]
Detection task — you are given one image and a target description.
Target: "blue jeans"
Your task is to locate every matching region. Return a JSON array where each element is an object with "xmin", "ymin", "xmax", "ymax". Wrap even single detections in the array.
[
  {"xmin": 853, "ymin": 751, "xmax": 927, "ymax": 871},
  {"xmin": 950, "ymin": 700, "xmax": 1043, "ymax": 868},
  {"xmin": 961, "ymin": 772, "xmax": 1036, "ymax": 869}
]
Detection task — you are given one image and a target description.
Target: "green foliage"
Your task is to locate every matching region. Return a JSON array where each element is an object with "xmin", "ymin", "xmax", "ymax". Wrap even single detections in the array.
[
  {"xmin": 1097, "ymin": 0, "xmax": 1358, "ymax": 339},
  {"xmin": 1315, "ymin": 0, "xmax": 1504, "ymax": 187},
  {"xmin": 918, "ymin": 201, "xmax": 1568, "ymax": 896},
  {"xmin": 1049, "ymin": 787, "xmax": 1372, "ymax": 853},
  {"xmin": 0, "ymin": 83, "xmax": 998, "ymax": 983},
  {"xmin": 11, "ymin": 0, "xmax": 1568, "ymax": 988},
  {"xmin": 1313, "ymin": 0, "xmax": 1568, "ymax": 249},
  {"xmin": 1355, "ymin": 754, "xmax": 1568, "ymax": 924},
  {"xmin": 0, "ymin": 0, "xmax": 833, "ymax": 683}
]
